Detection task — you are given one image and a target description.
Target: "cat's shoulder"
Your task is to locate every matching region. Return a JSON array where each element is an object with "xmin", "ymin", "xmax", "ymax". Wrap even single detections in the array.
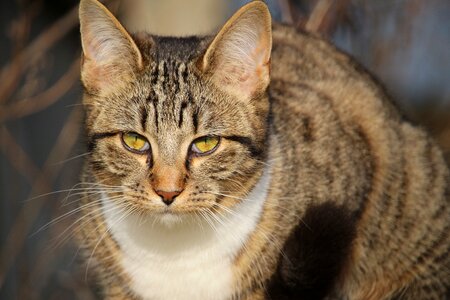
[{"xmin": 270, "ymin": 22, "xmax": 405, "ymax": 122}]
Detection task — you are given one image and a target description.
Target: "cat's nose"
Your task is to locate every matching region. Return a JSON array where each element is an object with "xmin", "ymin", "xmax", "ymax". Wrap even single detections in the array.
[{"xmin": 156, "ymin": 190, "xmax": 182, "ymax": 206}]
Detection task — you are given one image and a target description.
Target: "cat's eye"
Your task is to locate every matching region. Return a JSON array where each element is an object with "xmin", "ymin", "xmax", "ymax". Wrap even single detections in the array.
[
  {"xmin": 191, "ymin": 136, "xmax": 220, "ymax": 155},
  {"xmin": 121, "ymin": 132, "xmax": 150, "ymax": 153}
]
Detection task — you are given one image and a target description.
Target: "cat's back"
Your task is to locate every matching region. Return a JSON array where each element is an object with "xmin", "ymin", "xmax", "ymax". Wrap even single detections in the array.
[{"xmin": 269, "ymin": 23, "xmax": 450, "ymax": 299}]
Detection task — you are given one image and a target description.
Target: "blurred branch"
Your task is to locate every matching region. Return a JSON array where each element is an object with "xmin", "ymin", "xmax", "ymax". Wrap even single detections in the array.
[
  {"xmin": 305, "ymin": 0, "xmax": 350, "ymax": 34},
  {"xmin": 0, "ymin": 4, "xmax": 79, "ymax": 104},
  {"xmin": 4, "ymin": 1, "xmax": 41, "ymax": 102},
  {"xmin": 0, "ymin": 58, "xmax": 80, "ymax": 122},
  {"xmin": 278, "ymin": 0, "xmax": 310, "ymax": 29},
  {"xmin": 0, "ymin": 127, "xmax": 42, "ymax": 184},
  {"xmin": 0, "ymin": 108, "xmax": 82, "ymax": 289},
  {"xmin": 278, "ymin": 0, "xmax": 294, "ymax": 24},
  {"xmin": 0, "ymin": 126, "xmax": 52, "ymax": 288},
  {"xmin": 306, "ymin": 0, "xmax": 333, "ymax": 32},
  {"xmin": 0, "ymin": 0, "xmax": 119, "ymax": 296},
  {"xmin": 0, "ymin": 0, "xmax": 117, "ymax": 105}
]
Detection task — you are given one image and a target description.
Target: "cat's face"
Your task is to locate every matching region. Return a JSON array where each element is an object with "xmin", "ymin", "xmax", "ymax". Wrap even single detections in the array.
[{"xmin": 79, "ymin": 0, "xmax": 272, "ymax": 225}]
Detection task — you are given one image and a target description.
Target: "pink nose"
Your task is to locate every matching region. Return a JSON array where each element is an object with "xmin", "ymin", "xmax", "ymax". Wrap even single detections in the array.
[{"xmin": 155, "ymin": 190, "xmax": 182, "ymax": 206}]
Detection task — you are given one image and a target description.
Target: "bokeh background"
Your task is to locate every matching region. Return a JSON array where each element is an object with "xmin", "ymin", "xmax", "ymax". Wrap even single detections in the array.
[{"xmin": 0, "ymin": 0, "xmax": 449, "ymax": 298}]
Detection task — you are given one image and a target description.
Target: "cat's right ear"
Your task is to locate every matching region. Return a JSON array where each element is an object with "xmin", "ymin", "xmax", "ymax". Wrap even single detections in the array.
[
  {"xmin": 198, "ymin": 1, "xmax": 272, "ymax": 101},
  {"xmin": 79, "ymin": 0, "xmax": 143, "ymax": 94}
]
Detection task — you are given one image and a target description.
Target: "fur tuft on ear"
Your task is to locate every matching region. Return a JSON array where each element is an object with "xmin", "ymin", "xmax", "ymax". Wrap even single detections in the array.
[
  {"xmin": 79, "ymin": 0, "xmax": 143, "ymax": 94},
  {"xmin": 199, "ymin": 1, "xmax": 272, "ymax": 100}
]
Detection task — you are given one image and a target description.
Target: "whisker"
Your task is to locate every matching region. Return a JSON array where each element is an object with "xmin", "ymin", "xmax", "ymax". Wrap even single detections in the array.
[
  {"xmin": 49, "ymin": 196, "xmax": 127, "ymax": 249},
  {"xmin": 52, "ymin": 152, "xmax": 92, "ymax": 166},
  {"xmin": 24, "ymin": 184, "xmax": 122, "ymax": 203},
  {"xmin": 201, "ymin": 191, "xmax": 247, "ymax": 201},
  {"xmin": 84, "ymin": 204, "xmax": 137, "ymax": 279},
  {"xmin": 62, "ymin": 188, "xmax": 123, "ymax": 206},
  {"xmin": 199, "ymin": 209, "xmax": 219, "ymax": 236},
  {"xmin": 31, "ymin": 199, "xmax": 105, "ymax": 237}
]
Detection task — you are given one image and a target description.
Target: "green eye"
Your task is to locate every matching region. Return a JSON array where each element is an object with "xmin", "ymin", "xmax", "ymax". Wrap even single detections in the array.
[
  {"xmin": 122, "ymin": 132, "xmax": 150, "ymax": 153},
  {"xmin": 191, "ymin": 136, "xmax": 220, "ymax": 155}
]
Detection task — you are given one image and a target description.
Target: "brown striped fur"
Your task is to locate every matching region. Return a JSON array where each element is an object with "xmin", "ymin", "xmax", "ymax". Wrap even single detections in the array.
[{"xmin": 77, "ymin": 0, "xmax": 450, "ymax": 299}]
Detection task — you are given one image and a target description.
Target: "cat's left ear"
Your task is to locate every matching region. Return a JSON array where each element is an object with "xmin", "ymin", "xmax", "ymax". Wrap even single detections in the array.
[
  {"xmin": 79, "ymin": 0, "xmax": 143, "ymax": 94},
  {"xmin": 198, "ymin": 1, "xmax": 272, "ymax": 100}
]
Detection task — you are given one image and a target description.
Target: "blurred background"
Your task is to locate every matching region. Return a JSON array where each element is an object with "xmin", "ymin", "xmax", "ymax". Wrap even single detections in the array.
[{"xmin": 0, "ymin": 0, "xmax": 449, "ymax": 298}]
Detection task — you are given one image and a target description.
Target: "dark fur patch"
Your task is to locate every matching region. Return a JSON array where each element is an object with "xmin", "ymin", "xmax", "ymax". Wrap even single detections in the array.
[
  {"xmin": 178, "ymin": 101, "xmax": 188, "ymax": 128},
  {"xmin": 267, "ymin": 202, "xmax": 356, "ymax": 300},
  {"xmin": 152, "ymin": 98, "xmax": 159, "ymax": 132},
  {"xmin": 192, "ymin": 109, "xmax": 199, "ymax": 133},
  {"xmin": 90, "ymin": 159, "xmax": 107, "ymax": 172},
  {"xmin": 140, "ymin": 105, "xmax": 148, "ymax": 131},
  {"xmin": 87, "ymin": 131, "xmax": 118, "ymax": 151},
  {"xmin": 225, "ymin": 135, "xmax": 264, "ymax": 158},
  {"xmin": 151, "ymin": 36, "xmax": 207, "ymax": 61},
  {"xmin": 301, "ymin": 116, "xmax": 313, "ymax": 142}
]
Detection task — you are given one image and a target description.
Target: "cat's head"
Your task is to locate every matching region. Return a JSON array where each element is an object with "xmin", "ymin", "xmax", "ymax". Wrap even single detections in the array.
[{"xmin": 79, "ymin": 0, "xmax": 272, "ymax": 225}]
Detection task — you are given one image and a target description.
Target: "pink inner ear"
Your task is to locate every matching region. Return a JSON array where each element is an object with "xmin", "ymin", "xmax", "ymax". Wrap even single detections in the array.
[
  {"xmin": 83, "ymin": 29, "xmax": 123, "ymax": 64},
  {"xmin": 201, "ymin": 2, "xmax": 272, "ymax": 99},
  {"xmin": 84, "ymin": 62, "xmax": 104, "ymax": 83},
  {"xmin": 216, "ymin": 65, "xmax": 267, "ymax": 97},
  {"xmin": 215, "ymin": 39, "xmax": 270, "ymax": 97},
  {"xmin": 84, "ymin": 36, "xmax": 104, "ymax": 62},
  {"xmin": 82, "ymin": 58, "xmax": 127, "ymax": 92}
]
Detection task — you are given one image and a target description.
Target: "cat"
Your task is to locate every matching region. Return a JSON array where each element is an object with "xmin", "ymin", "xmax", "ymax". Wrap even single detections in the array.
[{"xmin": 76, "ymin": 0, "xmax": 450, "ymax": 299}]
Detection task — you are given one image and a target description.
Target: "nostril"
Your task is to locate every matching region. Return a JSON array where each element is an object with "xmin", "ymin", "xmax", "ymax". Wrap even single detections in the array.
[{"xmin": 156, "ymin": 190, "xmax": 181, "ymax": 206}]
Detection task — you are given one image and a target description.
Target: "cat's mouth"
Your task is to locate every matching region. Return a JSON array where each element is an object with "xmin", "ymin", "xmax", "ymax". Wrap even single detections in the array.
[{"xmin": 140, "ymin": 198, "xmax": 224, "ymax": 228}]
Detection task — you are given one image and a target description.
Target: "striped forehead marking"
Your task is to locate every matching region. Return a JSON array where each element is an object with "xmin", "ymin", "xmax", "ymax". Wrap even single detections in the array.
[{"xmin": 141, "ymin": 61, "xmax": 198, "ymax": 133}]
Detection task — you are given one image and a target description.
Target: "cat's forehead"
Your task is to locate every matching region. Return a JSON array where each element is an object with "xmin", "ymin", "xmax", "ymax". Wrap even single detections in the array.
[{"xmin": 133, "ymin": 34, "xmax": 211, "ymax": 63}]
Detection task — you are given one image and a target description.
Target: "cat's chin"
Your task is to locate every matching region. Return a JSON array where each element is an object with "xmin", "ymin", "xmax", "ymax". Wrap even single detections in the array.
[{"xmin": 155, "ymin": 212, "xmax": 184, "ymax": 228}]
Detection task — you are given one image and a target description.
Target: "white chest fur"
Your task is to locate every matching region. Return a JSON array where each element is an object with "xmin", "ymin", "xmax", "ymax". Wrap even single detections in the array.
[{"xmin": 101, "ymin": 170, "xmax": 270, "ymax": 300}]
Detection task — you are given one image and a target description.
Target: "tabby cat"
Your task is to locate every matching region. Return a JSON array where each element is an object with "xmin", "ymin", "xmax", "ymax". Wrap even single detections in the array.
[{"xmin": 76, "ymin": 0, "xmax": 450, "ymax": 299}]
